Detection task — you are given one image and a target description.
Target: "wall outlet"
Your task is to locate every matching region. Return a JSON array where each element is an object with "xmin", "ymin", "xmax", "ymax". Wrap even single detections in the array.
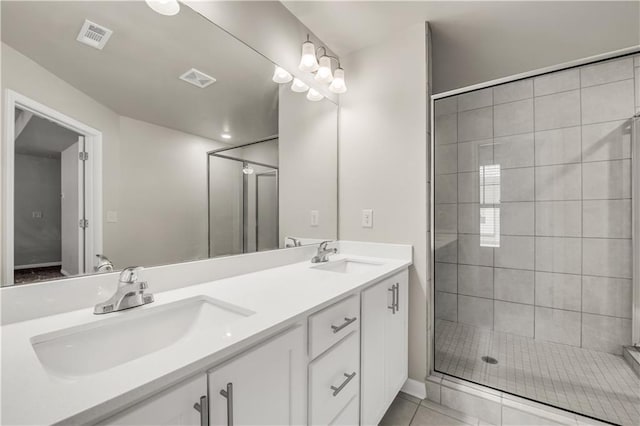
[
  {"xmin": 310, "ymin": 210, "xmax": 319, "ymax": 227},
  {"xmin": 362, "ymin": 209, "xmax": 373, "ymax": 228},
  {"xmin": 106, "ymin": 210, "xmax": 118, "ymax": 223}
]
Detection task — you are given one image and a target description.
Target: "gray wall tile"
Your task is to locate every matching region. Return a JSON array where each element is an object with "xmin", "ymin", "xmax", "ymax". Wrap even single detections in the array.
[
  {"xmin": 535, "ymin": 271, "xmax": 582, "ymax": 311},
  {"xmin": 436, "ymin": 291, "xmax": 457, "ymax": 321},
  {"xmin": 436, "ymin": 174, "xmax": 457, "ymax": 203},
  {"xmin": 581, "ymin": 79, "xmax": 635, "ymax": 124},
  {"xmin": 535, "ymin": 164, "xmax": 581, "ymax": 201},
  {"xmin": 458, "ymin": 203, "xmax": 479, "ymax": 234},
  {"xmin": 494, "ymin": 99, "xmax": 534, "ymax": 137},
  {"xmin": 534, "ymin": 126, "xmax": 582, "ymax": 166},
  {"xmin": 458, "ymin": 139, "xmax": 493, "ymax": 172},
  {"xmin": 583, "ymin": 199, "xmax": 631, "ymax": 238},
  {"xmin": 458, "ymin": 87, "xmax": 493, "ymax": 112},
  {"xmin": 458, "ymin": 295, "xmax": 493, "ymax": 329},
  {"xmin": 436, "ymin": 262, "xmax": 458, "ymax": 293},
  {"xmin": 582, "ymin": 313, "xmax": 632, "ymax": 355},
  {"xmin": 534, "ymin": 90, "xmax": 580, "ymax": 131},
  {"xmin": 493, "ymin": 133, "xmax": 534, "ymax": 169},
  {"xmin": 458, "ymin": 171, "xmax": 479, "ymax": 203},
  {"xmin": 535, "ymin": 306, "xmax": 581, "ymax": 346},
  {"xmin": 435, "ymin": 113, "xmax": 458, "ymax": 145},
  {"xmin": 582, "ymin": 276, "xmax": 632, "ymax": 318},
  {"xmin": 580, "ymin": 57, "xmax": 634, "ymax": 87},
  {"xmin": 534, "ymin": 69, "xmax": 580, "ymax": 96},
  {"xmin": 535, "ymin": 237, "xmax": 582, "ymax": 274},
  {"xmin": 435, "ymin": 233, "xmax": 458, "ymax": 263},
  {"xmin": 494, "ymin": 301, "xmax": 534, "ymax": 337},
  {"xmin": 582, "ymin": 120, "xmax": 631, "ymax": 162},
  {"xmin": 494, "ymin": 268, "xmax": 534, "ymax": 304},
  {"xmin": 458, "ymin": 264, "xmax": 493, "ymax": 298},
  {"xmin": 458, "ymin": 234, "xmax": 494, "ymax": 266},
  {"xmin": 458, "ymin": 107, "xmax": 493, "ymax": 142},
  {"xmin": 435, "ymin": 97, "xmax": 457, "ymax": 116},
  {"xmin": 495, "ymin": 236, "xmax": 534, "ymax": 270},
  {"xmin": 436, "ymin": 144, "xmax": 458, "ymax": 175},
  {"xmin": 582, "ymin": 159, "xmax": 631, "ymax": 200},
  {"xmin": 436, "ymin": 203, "xmax": 458, "ymax": 234},
  {"xmin": 502, "ymin": 167, "xmax": 535, "ymax": 202},
  {"xmin": 582, "ymin": 238, "xmax": 632, "ymax": 279},
  {"xmin": 493, "ymin": 79, "xmax": 533, "ymax": 104},
  {"xmin": 535, "ymin": 201, "xmax": 582, "ymax": 237},
  {"xmin": 501, "ymin": 202, "xmax": 534, "ymax": 236},
  {"xmin": 635, "ymin": 67, "xmax": 640, "ymax": 108}
]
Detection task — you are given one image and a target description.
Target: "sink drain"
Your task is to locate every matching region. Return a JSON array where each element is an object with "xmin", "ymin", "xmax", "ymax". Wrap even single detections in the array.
[{"xmin": 481, "ymin": 356, "xmax": 498, "ymax": 364}]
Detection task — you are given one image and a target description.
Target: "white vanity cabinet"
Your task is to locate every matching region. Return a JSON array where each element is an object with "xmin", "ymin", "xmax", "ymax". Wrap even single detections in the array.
[
  {"xmin": 207, "ymin": 325, "xmax": 306, "ymax": 426},
  {"xmin": 360, "ymin": 269, "xmax": 409, "ymax": 426}
]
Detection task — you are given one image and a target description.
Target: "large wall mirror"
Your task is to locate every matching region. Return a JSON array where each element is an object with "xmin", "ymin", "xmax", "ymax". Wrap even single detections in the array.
[{"xmin": 0, "ymin": 1, "xmax": 338, "ymax": 286}]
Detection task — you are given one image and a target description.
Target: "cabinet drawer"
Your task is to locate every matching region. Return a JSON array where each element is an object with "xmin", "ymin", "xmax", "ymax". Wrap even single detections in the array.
[
  {"xmin": 309, "ymin": 295, "xmax": 359, "ymax": 359},
  {"xmin": 309, "ymin": 331, "xmax": 360, "ymax": 426}
]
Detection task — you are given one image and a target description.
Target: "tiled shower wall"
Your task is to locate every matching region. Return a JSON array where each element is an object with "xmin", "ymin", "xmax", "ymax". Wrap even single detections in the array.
[{"xmin": 434, "ymin": 55, "xmax": 639, "ymax": 355}]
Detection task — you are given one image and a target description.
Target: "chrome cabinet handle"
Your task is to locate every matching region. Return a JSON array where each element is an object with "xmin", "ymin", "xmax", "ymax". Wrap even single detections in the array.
[
  {"xmin": 193, "ymin": 395, "xmax": 209, "ymax": 426},
  {"xmin": 394, "ymin": 283, "xmax": 400, "ymax": 312},
  {"xmin": 331, "ymin": 317, "xmax": 357, "ymax": 333},
  {"xmin": 388, "ymin": 286, "xmax": 396, "ymax": 314},
  {"xmin": 220, "ymin": 383, "xmax": 233, "ymax": 426},
  {"xmin": 330, "ymin": 372, "xmax": 357, "ymax": 396}
]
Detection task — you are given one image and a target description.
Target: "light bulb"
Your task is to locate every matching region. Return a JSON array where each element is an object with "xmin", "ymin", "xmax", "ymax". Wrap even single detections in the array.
[
  {"xmin": 298, "ymin": 41, "xmax": 319, "ymax": 72},
  {"xmin": 221, "ymin": 133, "xmax": 232, "ymax": 140},
  {"xmin": 315, "ymin": 55, "xmax": 333, "ymax": 83},
  {"xmin": 290, "ymin": 78, "xmax": 309, "ymax": 93},
  {"xmin": 306, "ymin": 88, "xmax": 324, "ymax": 102},
  {"xmin": 145, "ymin": 0, "xmax": 180, "ymax": 16},
  {"xmin": 272, "ymin": 66, "xmax": 292, "ymax": 84},
  {"xmin": 242, "ymin": 165, "xmax": 254, "ymax": 175},
  {"xmin": 329, "ymin": 67, "xmax": 347, "ymax": 94}
]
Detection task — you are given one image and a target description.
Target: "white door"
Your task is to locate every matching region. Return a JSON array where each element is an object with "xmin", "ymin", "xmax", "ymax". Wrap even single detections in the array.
[
  {"xmin": 385, "ymin": 271, "xmax": 409, "ymax": 398},
  {"xmin": 60, "ymin": 137, "xmax": 84, "ymax": 276},
  {"xmin": 208, "ymin": 326, "xmax": 306, "ymax": 426},
  {"xmin": 99, "ymin": 374, "xmax": 206, "ymax": 425}
]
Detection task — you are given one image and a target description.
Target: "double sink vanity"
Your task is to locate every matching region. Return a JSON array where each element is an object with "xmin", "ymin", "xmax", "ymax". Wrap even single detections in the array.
[{"xmin": 1, "ymin": 242, "xmax": 412, "ymax": 425}]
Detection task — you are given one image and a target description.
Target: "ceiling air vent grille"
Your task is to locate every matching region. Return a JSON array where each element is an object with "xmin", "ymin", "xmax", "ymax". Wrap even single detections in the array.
[
  {"xmin": 76, "ymin": 19, "xmax": 113, "ymax": 50},
  {"xmin": 179, "ymin": 68, "xmax": 217, "ymax": 88}
]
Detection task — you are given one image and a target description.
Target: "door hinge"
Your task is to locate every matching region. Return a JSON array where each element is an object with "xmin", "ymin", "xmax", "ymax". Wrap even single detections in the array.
[
  {"xmin": 79, "ymin": 152, "xmax": 89, "ymax": 161},
  {"xmin": 79, "ymin": 219, "xmax": 89, "ymax": 228}
]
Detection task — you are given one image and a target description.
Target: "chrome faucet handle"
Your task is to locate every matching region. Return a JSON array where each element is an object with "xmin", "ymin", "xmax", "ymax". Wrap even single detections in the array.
[
  {"xmin": 119, "ymin": 266, "xmax": 143, "ymax": 285},
  {"xmin": 318, "ymin": 240, "xmax": 333, "ymax": 250}
]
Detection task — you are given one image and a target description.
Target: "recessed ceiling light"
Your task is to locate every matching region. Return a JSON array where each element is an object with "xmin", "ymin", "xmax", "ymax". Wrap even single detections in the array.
[
  {"xmin": 221, "ymin": 133, "xmax": 232, "ymax": 140},
  {"xmin": 145, "ymin": 0, "xmax": 180, "ymax": 16}
]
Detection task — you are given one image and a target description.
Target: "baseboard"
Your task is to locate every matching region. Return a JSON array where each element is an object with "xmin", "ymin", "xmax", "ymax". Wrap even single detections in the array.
[
  {"xmin": 14, "ymin": 262, "xmax": 62, "ymax": 270},
  {"xmin": 401, "ymin": 378, "xmax": 426, "ymax": 400}
]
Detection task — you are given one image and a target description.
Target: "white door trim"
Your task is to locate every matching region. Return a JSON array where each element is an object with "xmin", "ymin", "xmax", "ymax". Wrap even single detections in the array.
[
  {"xmin": 633, "ymin": 114, "xmax": 640, "ymax": 346},
  {"xmin": 2, "ymin": 89, "xmax": 103, "ymax": 285}
]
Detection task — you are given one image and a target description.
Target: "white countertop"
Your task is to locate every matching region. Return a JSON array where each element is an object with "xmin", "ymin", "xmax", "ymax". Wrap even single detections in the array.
[{"xmin": 1, "ymin": 250, "xmax": 411, "ymax": 425}]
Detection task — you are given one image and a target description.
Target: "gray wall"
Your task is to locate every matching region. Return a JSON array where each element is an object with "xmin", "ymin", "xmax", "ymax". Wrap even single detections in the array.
[
  {"xmin": 14, "ymin": 154, "xmax": 61, "ymax": 267},
  {"xmin": 434, "ymin": 54, "xmax": 639, "ymax": 355}
]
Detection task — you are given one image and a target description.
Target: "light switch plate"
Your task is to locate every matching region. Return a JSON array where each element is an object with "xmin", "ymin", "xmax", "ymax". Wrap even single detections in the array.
[
  {"xmin": 362, "ymin": 209, "xmax": 373, "ymax": 228},
  {"xmin": 310, "ymin": 210, "xmax": 319, "ymax": 227}
]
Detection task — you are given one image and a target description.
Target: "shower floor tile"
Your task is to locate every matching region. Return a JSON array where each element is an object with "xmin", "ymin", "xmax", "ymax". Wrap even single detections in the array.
[{"xmin": 435, "ymin": 319, "xmax": 640, "ymax": 426}]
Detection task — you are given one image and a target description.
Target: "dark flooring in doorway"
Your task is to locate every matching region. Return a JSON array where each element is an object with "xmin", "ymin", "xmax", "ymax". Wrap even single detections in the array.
[{"xmin": 14, "ymin": 266, "xmax": 64, "ymax": 284}]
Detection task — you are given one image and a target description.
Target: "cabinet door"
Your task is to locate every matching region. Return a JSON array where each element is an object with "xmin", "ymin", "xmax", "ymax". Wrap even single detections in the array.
[
  {"xmin": 208, "ymin": 326, "xmax": 306, "ymax": 426},
  {"xmin": 100, "ymin": 374, "xmax": 206, "ymax": 426},
  {"xmin": 360, "ymin": 278, "xmax": 394, "ymax": 426},
  {"xmin": 385, "ymin": 270, "xmax": 409, "ymax": 400}
]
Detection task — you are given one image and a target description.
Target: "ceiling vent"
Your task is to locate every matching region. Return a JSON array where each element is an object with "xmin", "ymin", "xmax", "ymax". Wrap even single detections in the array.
[
  {"xmin": 179, "ymin": 68, "xmax": 216, "ymax": 88},
  {"xmin": 76, "ymin": 19, "xmax": 113, "ymax": 50}
]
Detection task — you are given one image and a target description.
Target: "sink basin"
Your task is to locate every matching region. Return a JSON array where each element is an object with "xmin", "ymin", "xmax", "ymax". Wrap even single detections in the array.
[
  {"xmin": 312, "ymin": 258, "xmax": 383, "ymax": 274},
  {"xmin": 31, "ymin": 296, "xmax": 254, "ymax": 377}
]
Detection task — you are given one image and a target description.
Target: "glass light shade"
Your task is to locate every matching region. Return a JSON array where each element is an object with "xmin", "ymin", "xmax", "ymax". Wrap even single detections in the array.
[
  {"xmin": 145, "ymin": 0, "xmax": 180, "ymax": 16},
  {"xmin": 306, "ymin": 88, "xmax": 324, "ymax": 102},
  {"xmin": 329, "ymin": 67, "xmax": 347, "ymax": 94},
  {"xmin": 290, "ymin": 78, "xmax": 309, "ymax": 93},
  {"xmin": 272, "ymin": 66, "xmax": 292, "ymax": 84},
  {"xmin": 315, "ymin": 55, "xmax": 333, "ymax": 83},
  {"xmin": 298, "ymin": 41, "xmax": 319, "ymax": 72}
]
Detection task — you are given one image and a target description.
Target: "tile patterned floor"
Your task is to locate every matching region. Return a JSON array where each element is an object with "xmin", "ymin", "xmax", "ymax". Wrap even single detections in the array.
[
  {"xmin": 380, "ymin": 393, "xmax": 475, "ymax": 426},
  {"xmin": 435, "ymin": 320, "xmax": 640, "ymax": 426}
]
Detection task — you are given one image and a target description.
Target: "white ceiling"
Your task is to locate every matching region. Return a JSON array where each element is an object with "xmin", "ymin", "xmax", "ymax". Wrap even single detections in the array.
[
  {"xmin": 282, "ymin": 1, "xmax": 640, "ymax": 92},
  {"xmin": 2, "ymin": 1, "xmax": 279, "ymax": 144}
]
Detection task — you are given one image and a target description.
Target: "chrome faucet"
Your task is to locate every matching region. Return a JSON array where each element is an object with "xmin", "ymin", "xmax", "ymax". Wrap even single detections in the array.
[
  {"xmin": 311, "ymin": 241, "xmax": 338, "ymax": 263},
  {"xmin": 94, "ymin": 266, "xmax": 154, "ymax": 314}
]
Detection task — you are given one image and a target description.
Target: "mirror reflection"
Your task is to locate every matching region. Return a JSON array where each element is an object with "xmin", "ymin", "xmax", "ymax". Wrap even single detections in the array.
[{"xmin": 1, "ymin": 1, "xmax": 338, "ymax": 286}]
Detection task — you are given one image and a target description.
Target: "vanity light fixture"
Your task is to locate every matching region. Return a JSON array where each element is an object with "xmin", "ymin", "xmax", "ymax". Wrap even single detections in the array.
[
  {"xmin": 290, "ymin": 78, "xmax": 309, "ymax": 93},
  {"xmin": 306, "ymin": 88, "xmax": 324, "ymax": 102},
  {"xmin": 221, "ymin": 133, "xmax": 232, "ymax": 140},
  {"xmin": 145, "ymin": 0, "xmax": 180, "ymax": 16},
  {"xmin": 298, "ymin": 36, "xmax": 319, "ymax": 72},
  {"xmin": 272, "ymin": 66, "xmax": 292, "ymax": 84},
  {"xmin": 315, "ymin": 55, "xmax": 333, "ymax": 83},
  {"xmin": 329, "ymin": 67, "xmax": 347, "ymax": 94}
]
